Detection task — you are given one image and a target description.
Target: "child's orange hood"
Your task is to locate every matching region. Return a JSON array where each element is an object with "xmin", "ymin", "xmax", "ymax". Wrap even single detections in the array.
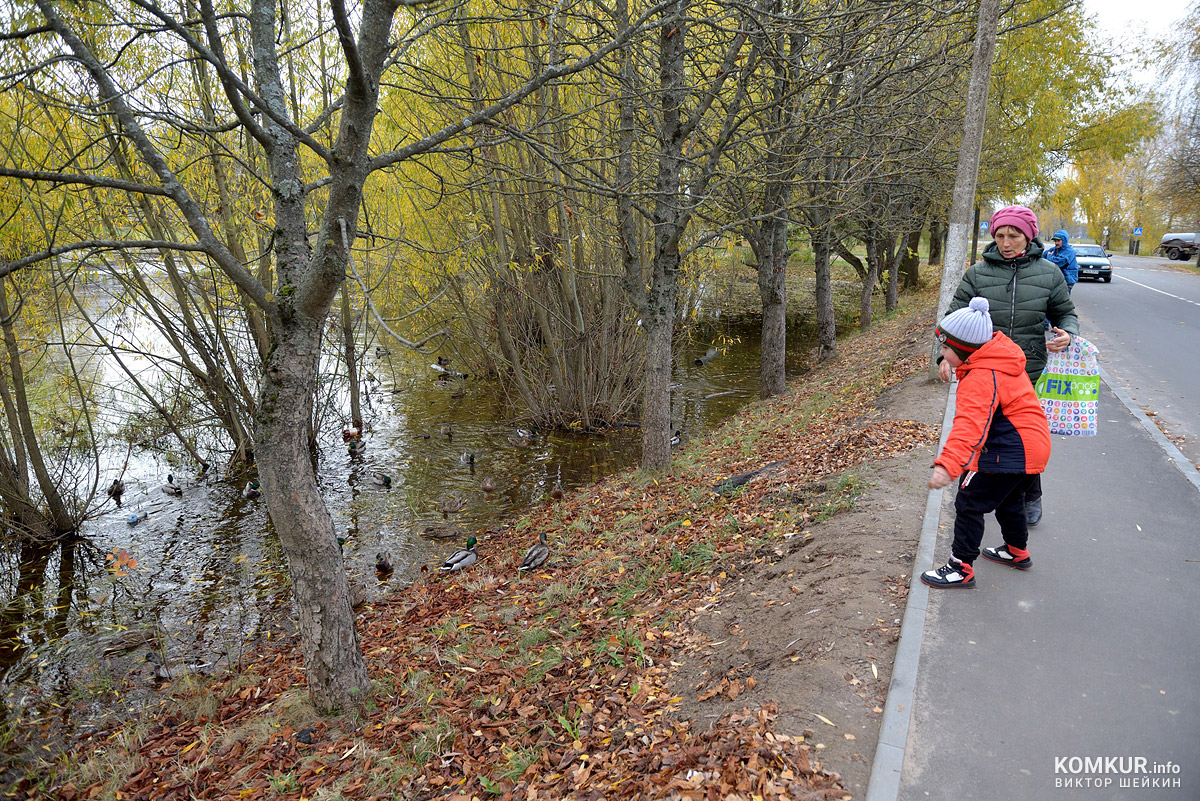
[{"xmin": 956, "ymin": 332, "xmax": 1028, "ymax": 379}]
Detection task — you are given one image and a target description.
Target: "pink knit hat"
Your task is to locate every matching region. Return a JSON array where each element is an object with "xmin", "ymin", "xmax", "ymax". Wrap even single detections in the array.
[{"xmin": 990, "ymin": 206, "xmax": 1039, "ymax": 242}]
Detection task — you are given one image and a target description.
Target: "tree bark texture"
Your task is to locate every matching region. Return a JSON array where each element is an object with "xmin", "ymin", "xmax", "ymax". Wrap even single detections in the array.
[
  {"xmin": 757, "ymin": 208, "xmax": 789, "ymax": 399},
  {"xmin": 812, "ymin": 222, "xmax": 837, "ymax": 362},
  {"xmin": 640, "ymin": 0, "xmax": 689, "ymax": 472},
  {"xmin": 934, "ymin": 0, "xmax": 1001, "ymax": 333}
]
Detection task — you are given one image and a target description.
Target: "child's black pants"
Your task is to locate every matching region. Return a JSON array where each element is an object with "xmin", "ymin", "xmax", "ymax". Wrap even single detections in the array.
[{"xmin": 952, "ymin": 471, "xmax": 1036, "ymax": 564}]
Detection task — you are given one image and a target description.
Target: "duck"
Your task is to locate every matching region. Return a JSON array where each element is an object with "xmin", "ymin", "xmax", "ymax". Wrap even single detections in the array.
[
  {"xmin": 347, "ymin": 438, "xmax": 366, "ymax": 457},
  {"xmin": 106, "ymin": 478, "xmax": 125, "ymax": 506},
  {"xmin": 670, "ymin": 429, "xmax": 682, "ymax": 447},
  {"xmin": 549, "ymin": 479, "xmax": 564, "ymax": 501},
  {"xmin": 509, "ymin": 427, "xmax": 538, "ymax": 446},
  {"xmin": 349, "ymin": 577, "xmax": 368, "ymax": 609},
  {"xmin": 101, "ymin": 628, "xmax": 160, "ymax": 656},
  {"xmin": 144, "ymin": 651, "xmax": 175, "ymax": 682},
  {"xmin": 375, "ymin": 551, "xmax": 394, "ymax": 577},
  {"xmin": 438, "ymin": 495, "xmax": 467, "ymax": 516},
  {"xmin": 440, "ymin": 537, "xmax": 478, "ymax": 572},
  {"xmin": 375, "ymin": 345, "xmax": 392, "ymax": 357},
  {"xmin": 371, "ymin": 472, "xmax": 392, "ymax": 488},
  {"xmin": 242, "ymin": 480, "xmax": 261, "ymax": 499},
  {"xmin": 431, "ymin": 361, "xmax": 469, "ymax": 379},
  {"xmin": 422, "ymin": 521, "xmax": 463, "ymax": 540},
  {"xmin": 458, "ymin": 453, "xmax": 475, "ymax": 466},
  {"xmin": 127, "ymin": 511, "xmax": 149, "ymax": 526},
  {"xmin": 518, "ymin": 531, "xmax": 551, "ymax": 571},
  {"xmin": 161, "ymin": 474, "xmax": 182, "ymax": 496},
  {"xmin": 480, "ymin": 476, "xmax": 496, "ymax": 493},
  {"xmin": 439, "ymin": 424, "xmax": 453, "ymax": 438}
]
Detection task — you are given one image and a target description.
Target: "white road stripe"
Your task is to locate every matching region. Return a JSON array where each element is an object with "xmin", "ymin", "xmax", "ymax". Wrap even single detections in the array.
[{"xmin": 1114, "ymin": 274, "xmax": 1200, "ymax": 307}]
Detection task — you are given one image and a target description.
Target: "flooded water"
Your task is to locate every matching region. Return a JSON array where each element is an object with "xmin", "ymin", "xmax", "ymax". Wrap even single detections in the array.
[{"xmin": 0, "ymin": 298, "xmax": 817, "ymax": 755}]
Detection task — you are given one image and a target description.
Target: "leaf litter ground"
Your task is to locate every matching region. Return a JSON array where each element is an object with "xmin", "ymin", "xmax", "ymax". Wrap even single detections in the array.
[{"xmin": 38, "ymin": 292, "xmax": 946, "ymax": 801}]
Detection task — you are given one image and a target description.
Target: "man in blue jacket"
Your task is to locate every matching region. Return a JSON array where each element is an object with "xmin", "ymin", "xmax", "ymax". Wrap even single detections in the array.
[{"xmin": 1043, "ymin": 229, "xmax": 1079, "ymax": 292}]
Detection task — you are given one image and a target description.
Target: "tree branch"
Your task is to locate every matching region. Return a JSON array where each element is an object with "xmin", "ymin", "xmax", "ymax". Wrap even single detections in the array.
[
  {"xmin": 0, "ymin": 240, "xmax": 209, "ymax": 280},
  {"xmin": 0, "ymin": 167, "xmax": 171, "ymax": 196}
]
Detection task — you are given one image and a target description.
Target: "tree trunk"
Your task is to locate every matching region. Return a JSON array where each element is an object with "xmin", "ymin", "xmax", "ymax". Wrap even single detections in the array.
[
  {"xmin": 885, "ymin": 236, "xmax": 900, "ymax": 312},
  {"xmin": 813, "ymin": 222, "xmax": 837, "ymax": 362},
  {"xmin": 640, "ymin": 0, "xmax": 688, "ymax": 472},
  {"xmin": 757, "ymin": 208, "xmax": 789, "ymax": 398},
  {"xmin": 928, "ymin": 218, "xmax": 943, "ymax": 266},
  {"xmin": 341, "ymin": 289, "xmax": 362, "ymax": 432},
  {"xmin": 0, "ymin": 283, "xmax": 75, "ymax": 536},
  {"xmin": 255, "ymin": 317, "xmax": 368, "ymax": 711},
  {"xmin": 900, "ymin": 228, "xmax": 922, "ymax": 289},
  {"xmin": 934, "ymin": 0, "xmax": 1001, "ymax": 376},
  {"xmin": 859, "ymin": 240, "xmax": 878, "ymax": 329}
]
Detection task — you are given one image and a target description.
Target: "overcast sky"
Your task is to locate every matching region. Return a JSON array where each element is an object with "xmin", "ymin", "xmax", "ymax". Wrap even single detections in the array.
[{"xmin": 1083, "ymin": 0, "xmax": 1193, "ymax": 39}]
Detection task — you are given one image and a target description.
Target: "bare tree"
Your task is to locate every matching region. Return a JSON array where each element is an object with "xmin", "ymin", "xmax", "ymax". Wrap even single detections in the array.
[{"xmin": 4, "ymin": 0, "xmax": 662, "ymax": 713}]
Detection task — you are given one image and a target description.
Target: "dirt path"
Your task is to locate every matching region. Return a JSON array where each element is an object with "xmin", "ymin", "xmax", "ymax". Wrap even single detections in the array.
[{"xmin": 668, "ymin": 340, "xmax": 946, "ymax": 797}]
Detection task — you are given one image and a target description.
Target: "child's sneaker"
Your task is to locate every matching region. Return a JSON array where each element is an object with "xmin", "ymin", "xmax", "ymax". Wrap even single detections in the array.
[
  {"xmin": 921, "ymin": 558, "xmax": 975, "ymax": 589},
  {"xmin": 981, "ymin": 544, "xmax": 1032, "ymax": 570}
]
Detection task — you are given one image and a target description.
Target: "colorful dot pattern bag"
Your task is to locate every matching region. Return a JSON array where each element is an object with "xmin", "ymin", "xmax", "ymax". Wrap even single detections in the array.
[{"xmin": 1034, "ymin": 336, "xmax": 1100, "ymax": 436}]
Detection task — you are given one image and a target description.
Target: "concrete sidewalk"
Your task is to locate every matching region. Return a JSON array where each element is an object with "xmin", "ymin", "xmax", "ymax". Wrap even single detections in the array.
[{"xmin": 869, "ymin": 376, "xmax": 1200, "ymax": 801}]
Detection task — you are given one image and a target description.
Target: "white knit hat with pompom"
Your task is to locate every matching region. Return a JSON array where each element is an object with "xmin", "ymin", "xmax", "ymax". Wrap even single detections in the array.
[{"xmin": 936, "ymin": 297, "xmax": 993, "ymax": 358}]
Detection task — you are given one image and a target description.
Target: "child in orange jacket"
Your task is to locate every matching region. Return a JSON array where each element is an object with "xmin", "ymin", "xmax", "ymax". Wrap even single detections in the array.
[{"xmin": 923, "ymin": 297, "xmax": 1052, "ymax": 589}]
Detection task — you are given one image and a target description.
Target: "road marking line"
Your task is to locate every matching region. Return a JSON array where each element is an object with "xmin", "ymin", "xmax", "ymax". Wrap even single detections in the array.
[{"xmin": 1115, "ymin": 274, "xmax": 1200, "ymax": 306}]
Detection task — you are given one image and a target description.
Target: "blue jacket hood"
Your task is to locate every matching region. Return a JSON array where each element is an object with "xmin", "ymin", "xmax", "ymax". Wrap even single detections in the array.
[{"xmin": 1052, "ymin": 229, "xmax": 1070, "ymax": 244}]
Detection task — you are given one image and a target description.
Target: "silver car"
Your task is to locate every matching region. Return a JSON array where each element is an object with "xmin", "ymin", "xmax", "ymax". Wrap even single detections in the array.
[{"xmin": 1074, "ymin": 244, "xmax": 1112, "ymax": 283}]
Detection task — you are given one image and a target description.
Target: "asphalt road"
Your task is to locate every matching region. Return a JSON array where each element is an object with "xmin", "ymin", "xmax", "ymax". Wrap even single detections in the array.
[{"xmin": 1072, "ymin": 252, "xmax": 1200, "ymax": 469}]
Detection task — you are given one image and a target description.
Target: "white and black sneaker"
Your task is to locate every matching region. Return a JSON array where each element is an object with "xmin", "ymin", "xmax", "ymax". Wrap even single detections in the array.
[
  {"xmin": 981, "ymin": 544, "xmax": 1032, "ymax": 570},
  {"xmin": 921, "ymin": 558, "xmax": 976, "ymax": 589}
]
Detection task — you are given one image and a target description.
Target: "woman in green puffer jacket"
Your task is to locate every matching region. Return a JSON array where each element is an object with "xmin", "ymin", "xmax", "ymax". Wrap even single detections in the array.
[{"xmin": 939, "ymin": 205, "xmax": 1079, "ymax": 528}]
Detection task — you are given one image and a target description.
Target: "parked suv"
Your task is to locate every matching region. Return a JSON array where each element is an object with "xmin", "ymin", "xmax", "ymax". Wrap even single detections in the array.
[
  {"xmin": 1157, "ymin": 232, "xmax": 1197, "ymax": 261},
  {"xmin": 1074, "ymin": 244, "xmax": 1113, "ymax": 282}
]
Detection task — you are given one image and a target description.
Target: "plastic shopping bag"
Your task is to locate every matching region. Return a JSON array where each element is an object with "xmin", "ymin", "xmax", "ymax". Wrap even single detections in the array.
[{"xmin": 1034, "ymin": 336, "xmax": 1100, "ymax": 436}]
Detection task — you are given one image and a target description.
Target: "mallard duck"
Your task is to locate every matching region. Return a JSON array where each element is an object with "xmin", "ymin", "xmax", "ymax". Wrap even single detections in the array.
[
  {"xmin": 458, "ymin": 453, "xmax": 475, "ymax": 466},
  {"xmin": 518, "ymin": 531, "xmax": 550, "ymax": 571},
  {"xmin": 349, "ymin": 577, "xmax": 368, "ymax": 609},
  {"xmin": 670, "ymin": 429, "xmax": 682, "ymax": 447},
  {"xmin": 508, "ymin": 427, "xmax": 537, "ymax": 446},
  {"xmin": 375, "ymin": 345, "xmax": 392, "ymax": 357},
  {"xmin": 438, "ymin": 495, "xmax": 467, "ymax": 516},
  {"xmin": 144, "ymin": 651, "xmax": 199, "ymax": 682},
  {"xmin": 480, "ymin": 476, "xmax": 496, "ymax": 493},
  {"xmin": 161, "ymin": 474, "xmax": 182, "ymax": 496},
  {"xmin": 347, "ymin": 438, "xmax": 366, "ymax": 457},
  {"xmin": 439, "ymin": 424, "xmax": 453, "ymax": 438},
  {"xmin": 375, "ymin": 551, "xmax": 394, "ymax": 577},
  {"xmin": 549, "ymin": 479, "xmax": 564, "ymax": 501},
  {"xmin": 422, "ymin": 521, "xmax": 463, "ymax": 539},
  {"xmin": 440, "ymin": 537, "xmax": 478, "ymax": 572},
  {"xmin": 127, "ymin": 511, "xmax": 149, "ymax": 525},
  {"xmin": 106, "ymin": 478, "xmax": 125, "ymax": 506},
  {"xmin": 431, "ymin": 362, "xmax": 469, "ymax": 379},
  {"xmin": 100, "ymin": 627, "xmax": 160, "ymax": 656},
  {"xmin": 371, "ymin": 472, "xmax": 392, "ymax": 488},
  {"xmin": 243, "ymin": 480, "xmax": 261, "ymax": 499}
]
